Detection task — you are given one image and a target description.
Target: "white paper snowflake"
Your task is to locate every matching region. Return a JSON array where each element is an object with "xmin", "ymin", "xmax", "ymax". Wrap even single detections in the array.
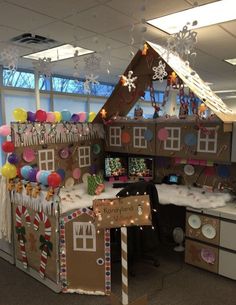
[
  {"xmin": 167, "ymin": 25, "xmax": 197, "ymax": 59},
  {"xmin": 83, "ymin": 74, "xmax": 100, "ymax": 94},
  {"xmin": 73, "ymin": 50, "xmax": 80, "ymax": 78},
  {"xmin": 152, "ymin": 60, "xmax": 168, "ymax": 82},
  {"xmin": 120, "ymin": 70, "xmax": 138, "ymax": 92},
  {"xmin": 33, "ymin": 57, "xmax": 53, "ymax": 78},
  {"xmin": 0, "ymin": 46, "xmax": 19, "ymax": 71},
  {"xmin": 84, "ymin": 53, "xmax": 101, "ymax": 74}
]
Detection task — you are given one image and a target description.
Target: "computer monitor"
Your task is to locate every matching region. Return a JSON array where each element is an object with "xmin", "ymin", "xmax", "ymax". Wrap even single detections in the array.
[
  {"xmin": 128, "ymin": 157, "xmax": 153, "ymax": 181},
  {"xmin": 104, "ymin": 157, "xmax": 128, "ymax": 180}
]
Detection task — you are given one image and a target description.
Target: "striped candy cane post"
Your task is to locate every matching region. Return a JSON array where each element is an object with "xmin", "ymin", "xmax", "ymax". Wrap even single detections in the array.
[
  {"xmin": 15, "ymin": 205, "xmax": 31, "ymax": 269},
  {"xmin": 121, "ymin": 227, "xmax": 128, "ymax": 305},
  {"xmin": 34, "ymin": 211, "xmax": 52, "ymax": 278}
]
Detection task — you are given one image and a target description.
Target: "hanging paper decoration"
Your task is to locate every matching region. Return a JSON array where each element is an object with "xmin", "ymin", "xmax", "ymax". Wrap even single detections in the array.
[
  {"xmin": 83, "ymin": 74, "xmax": 100, "ymax": 94},
  {"xmin": 84, "ymin": 53, "xmax": 101, "ymax": 74},
  {"xmin": 152, "ymin": 60, "xmax": 168, "ymax": 82},
  {"xmin": 73, "ymin": 50, "xmax": 80, "ymax": 78},
  {"xmin": 0, "ymin": 46, "xmax": 19, "ymax": 71},
  {"xmin": 120, "ymin": 70, "xmax": 137, "ymax": 92},
  {"xmin": 167, "ymin": 25, "xmax": 197, "ymax": 59},
  {"xmin": 33, "ymin": 57, "xmax": 53, "ymax": 78}
]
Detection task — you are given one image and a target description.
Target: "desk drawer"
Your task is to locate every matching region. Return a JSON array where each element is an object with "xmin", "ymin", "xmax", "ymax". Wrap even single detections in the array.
[
  {"xmin": 186, "ymin": 212, "xmax": 220, "ymax": 245},
  {"xmin": 185, "ymin": 239, "xmax": 218, "ymax": 273}
]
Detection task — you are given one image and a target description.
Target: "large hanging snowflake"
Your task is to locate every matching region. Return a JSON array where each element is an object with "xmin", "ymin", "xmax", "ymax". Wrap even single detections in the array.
[
  {"xmin": 73, "ymin": 50, "xmax": 80, "ymax": 78},
  {"xmin": 33, "ymin": 57, "xmax": 53, "ymax": 78},
  {"xmin": 120, "ymin": 70, "xmax": 138, "ymax": 92},
  {"xmin": 83, "ymin": 74, "xmax": 100, "ymax": 94},
  {"xmin": 167, "ymin": 25, "xmax": 197, "ymax": 59},
  {"xmin": 152, "ymin": 60, "xmax": 167, "ymax": 82},
  {"xmin": 84, "ymin": 53, "xmax": 101, "ymax": 74},
  {"xmin": 0, "ymin": 46, "xmax": 19, "ymax": 71}
]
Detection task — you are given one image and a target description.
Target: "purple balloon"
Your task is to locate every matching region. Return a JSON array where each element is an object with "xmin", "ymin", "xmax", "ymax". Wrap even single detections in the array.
[
  {"xmin": 8, "ymin": 153, "xmax": 19, "ymax": 164},
  {"xmin": 28, "ymin": 168, "xmax": 38, "ymax": 182},
  {"xmin": 71, "ymin": 113, "xmax": 80, "ymax": 122},
  {"xmin": 27, "ymin": 111, "xmax": 36, "ymax": 122}
]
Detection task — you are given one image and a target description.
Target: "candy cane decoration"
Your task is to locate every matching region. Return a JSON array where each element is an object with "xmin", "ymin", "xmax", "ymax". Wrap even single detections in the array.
[
  {"xmin": 15, "ymin": 206, "xmax": 31, "ymax": 269},
  {"xmin": 34, "ymin": 212, "xmax": 52, "ymax": 278},
  {"xmin": 121, "ymin": 227, "xmax": 128, "ymax": 305}
]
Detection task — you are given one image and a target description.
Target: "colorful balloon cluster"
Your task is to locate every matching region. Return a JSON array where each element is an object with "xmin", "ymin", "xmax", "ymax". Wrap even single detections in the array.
[{"xmin": 13, "ymin": 108, "xmax": 97, "ymax": 123}]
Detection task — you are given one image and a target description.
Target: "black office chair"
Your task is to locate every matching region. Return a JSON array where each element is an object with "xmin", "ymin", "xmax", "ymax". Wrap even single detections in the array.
[{"xmin": 116, "ymin": 181, "xmax": 160, "ymax": 275}]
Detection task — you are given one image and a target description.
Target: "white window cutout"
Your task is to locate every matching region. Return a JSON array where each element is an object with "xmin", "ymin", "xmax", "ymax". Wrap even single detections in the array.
[
  {"xmin": 78, "ymin": 146, "xmax": 91, "ymax": 167},
  {"xmin": 133, "ymin": 127, "xmax": 147, "ymax": 148},
  {"xmin": 73, "ymin": 222, "xmax": 96, "ymax": 252},
  {"xmin": 38, "ymin": 149, "xmax": 55, "ymax": 171},
  {"xmin": 164, "ymin": 127, "xmax": 181, "ymax": 151},
  {"xmin": 109, "ymin": 127, "xmax": 121, "ymax": 146},
  {"xmin": 197, "ymin": 128, "xmax": 217, "ymax": 153}
]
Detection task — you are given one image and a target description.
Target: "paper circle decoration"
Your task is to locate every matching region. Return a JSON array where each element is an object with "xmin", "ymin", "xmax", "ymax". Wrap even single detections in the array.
[
  {"xmin": 82, "ymin": 172, "xmax": 91, "ymax": 184},
  {"xmin": 201, "ymin": 224, "xmax": 216, "ymax": 239},
  {"xmin": 157, "ymin": 128, "xmax": 168, "ymax": 141},
  {"xmin": 22, "ymin": 148, "xmax": 35, "ymax": 162},
  {"xmin": 201, "ymin": 248, "xmax": 216, "ymax": 264},
  {"xmin": 184, "ymin": 164, "xmax": 195, "ymax": 176},
  {"xmin": 92, "ymin": 144, "xmax": 101, "ymax": 155},
  {"xmin": 59, "ymin": 147, "xmax": 70, "ymax": 159},
  {"xmin": 65, "ymin": 177, "xmax": 75, "ymax": 188},
  {"xmin": 121, "ymin": 131, "xmax": 131, "ymax": 144},
  {"xmin": 144, "ymin": 129, "xmax": 153, "ymax": 141},
  {"xmin": 188, "ymin": 214, "xmax": 201, "ymax": 229},
  {"xmin": 72, "ymin": 168, "xmax": 81, "ymax": 179},
  {"xmin": 184, "ymin": 133, "xmax": 197, "ymax": 146}
]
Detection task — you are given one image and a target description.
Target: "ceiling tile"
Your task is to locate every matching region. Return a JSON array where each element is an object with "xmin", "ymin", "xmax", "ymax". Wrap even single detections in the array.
[
  {"xmin": 64, "ymin": 5, "xmax": 135, "ymax": 34},
  {"xmin": 35, "ymin": 22, "xmax": 94, "ymax": 45},
  {"xmin": 6, "ymin": 0, "xmax": 98, "ymax": 19},
  {"xmin": 220, "ymin": 20, "xmax": 236, "ymax": 37},
  {"xmin": 0, "ymin": 26, "xmax": 23, "ymax": 43},
  {"xmin": 0, "ymin": 2, "xmax": 54, "ymax": 31},
  {"xmin": 79, "ymin": 35, "xmax": 125, "ymax": 53}
]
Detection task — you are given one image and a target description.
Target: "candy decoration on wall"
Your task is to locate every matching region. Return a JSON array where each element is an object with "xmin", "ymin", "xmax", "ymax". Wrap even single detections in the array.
[
  {"xmin": 120, "ymin": 70, "xmax": 138, "ymax": 92},
  {"xmin": 34, "ymin": 212, "xmax": 52, "ymax": 278},
  {"xmin": 121, "ymin": 131, "xmax": 131, "ymax": 144},
  {"xmin": 15, "ymin": 205, "xmax": 31, "ymax": 268},
  {"xmin": 22, "ymin": 148, "xmax": 35, "ymax": 163},
  {"xmin": 121, "ymin": 227, "xmax": 128, "ymax": 305},
  {"xmin": 0, "ymin": 124, "xmax": 11, "ymax": 137},
  {"xmin": 2, "ymin": 141, "xmax": 15, "ymax": 153},
  {"xmin": 157, "ymin": 128, "xmax": 169, "ymax": 141},
  {"xmin": 1, "ymin": 162, "xmax": 17, "ymax": 179},
  {"xmin": 13, "ymin": 108, "xmax": 27, "ymax": 123}
]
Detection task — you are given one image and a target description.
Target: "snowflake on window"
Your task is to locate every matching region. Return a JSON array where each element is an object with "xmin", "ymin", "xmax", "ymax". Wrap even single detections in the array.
[
  {"xmin": 120, "ymin": 70, "xmax": 137, "ymax": 92},
  {"xmin": 0, "ymin": 46, "xmax": 19, "ymax": 71},
  {"xmin": 83, "ymin": 74, "xmax": 100, "ymax": 94},
  {"xmin": 33, "ymin": 57, "xmax": 53, "ymax": 78},
  {"xmin": 152, "ymin": 60, "xmax": 167, "ymax": 82},
  {"xmin": 167, "ymin": 25, "xmax": 197, "ymax": 59}
]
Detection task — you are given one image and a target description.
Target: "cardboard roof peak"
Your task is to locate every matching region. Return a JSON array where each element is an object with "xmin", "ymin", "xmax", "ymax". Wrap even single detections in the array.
[{"xmin": 94, "ymin": 41, "xmax": 236, "ymax": 123}]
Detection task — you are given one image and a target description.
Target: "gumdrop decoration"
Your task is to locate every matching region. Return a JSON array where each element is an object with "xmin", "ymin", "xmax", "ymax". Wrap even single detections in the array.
[
  {"xmin": 120, "ymin": 70, "xmax": 137, "ymax": 92},
  {"xmin": 152, "ymin": 60, "xmax": 168, "ymax": 82},
  {"xmin": 83, "ymin": 74, "xmax": 100, "ymax": 94}
]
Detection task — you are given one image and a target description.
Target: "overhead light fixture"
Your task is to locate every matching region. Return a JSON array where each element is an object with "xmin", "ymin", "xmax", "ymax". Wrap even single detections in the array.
[
  {"xmin": 23, "ymin": 44, "xmax": 94, "ymax": 62},
  {"xmin": 224, "ymin": 58, "xmax": 236, "ymax": 65},
  {"xmin": 147, "ymin": 0, "xmax": 236, "ymax": 34},
  {"xmin": 225, "ymin": 95, "xmax": 236, "ymax": 99},
  {"xmin": 214, "ymin": 89, "xmax": 236, "ymax": 93}
]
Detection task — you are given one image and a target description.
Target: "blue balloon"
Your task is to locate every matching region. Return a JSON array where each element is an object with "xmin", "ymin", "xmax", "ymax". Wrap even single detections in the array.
[
  {"xmin": 61, "ymin": 110, "xmax": 71, "ymax": 121},
  {"xmin": 39, "ymin": 170, "xmax": 51, "ymax": 185},
  {"xmin": 20, "ymin": 165, "xmax": 33, "ymax": 180}
]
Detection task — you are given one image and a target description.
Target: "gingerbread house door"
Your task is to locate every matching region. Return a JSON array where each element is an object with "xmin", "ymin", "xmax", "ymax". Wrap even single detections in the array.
[{"xmin": 61, "ymin": 210, "xmax": 111, "ymax": 294}]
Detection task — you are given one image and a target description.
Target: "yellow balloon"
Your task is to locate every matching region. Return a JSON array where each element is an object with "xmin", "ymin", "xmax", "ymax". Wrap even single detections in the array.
[
  {"xmin": 88, "ymin": 112, "xmax": 96, "ymax": 122},
  {"xmin": 54, "ymin": 111, "xmax": 62, "ymax": 122},
  {"xmin": 1, "ymin": 163, "xmax": 17, "ymax": 179},
  {"xmin": 13, "ymin": 108, "xmax": 27, "ymax": 123}
]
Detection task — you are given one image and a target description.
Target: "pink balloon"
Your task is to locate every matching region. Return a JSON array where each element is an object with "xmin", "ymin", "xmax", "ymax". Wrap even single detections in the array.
[
  {"xmin": 46, "ymin": 112, "xmax": 56, "ymax": 122},
  {"xmin": 0, "ymin": 125, "xmax": 11, "ymax": 137},
  {"xmin": 78, "ymin": 112, "xmax": 86, "ymax": 122},
  {"xmin": 158, "ymin": 128, "xmax": 169, "ymax": 141},
  {"xmin": 72, "ymin": 168, "xmax": 81, "ymax": 179},
  {"xmin": 36, "ymin": 170, "xmax": 42, "ymax": 183}
]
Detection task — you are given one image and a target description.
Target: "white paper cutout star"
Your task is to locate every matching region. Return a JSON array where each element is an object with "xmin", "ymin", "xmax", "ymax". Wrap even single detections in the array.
[
  {"xmin": 120, "ymin": 70, "xmax": 138, "ymax": 92},
  {"xmin": 152, "ymin": 60, "xmax": 168, "ymax": 82}
]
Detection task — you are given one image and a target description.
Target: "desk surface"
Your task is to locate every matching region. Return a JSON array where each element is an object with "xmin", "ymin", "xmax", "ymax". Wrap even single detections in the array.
[{"xmin": 60, "ymin": 182, "xmax": 232, "ymax": 214}]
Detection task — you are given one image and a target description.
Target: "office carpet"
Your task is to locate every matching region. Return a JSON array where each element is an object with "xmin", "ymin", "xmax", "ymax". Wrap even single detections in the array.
[{"xmin": 0, "ymin": 246, "xmax": 235, "ymax": 305}]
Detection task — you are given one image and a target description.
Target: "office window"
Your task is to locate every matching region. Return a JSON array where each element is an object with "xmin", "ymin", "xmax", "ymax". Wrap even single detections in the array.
[
  {"xmin": 78, "ymin": 146, "xmax": 91, "ymax": 167},
  {"xmin": 164, "ymin": 127, "xmax": 181, "ymax": 151},
  {"xmin": 133, "ymin": 127, "xmax": 147, "ymax": 148},
  {"xmin": 109, "ymin": 127, "xmax": 121, "ymax": 146},
  {"xmin": 38, "ymin": 149, "xmax": 55, "ymax": 171},
  {"xmin": 73, "ymin": 222, "xmax": 96, "ymax": 251},
  {"xmin": 197, "ymin": 128, "xmax": 217, "ymax": 153}
]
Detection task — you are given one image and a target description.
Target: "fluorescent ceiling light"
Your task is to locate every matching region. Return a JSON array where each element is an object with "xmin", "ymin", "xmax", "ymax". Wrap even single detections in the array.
[
  {"xmin": 147, "ymin": 0, "xmax": 236, "ymax": 34},
  {"xmin": 225, "ymin": 95, "xmax": 236, "ymax": 98},
  {"xmin": 214, "ymin": 89, "xmax": 236, "ymax": 93},
  {"xmin": 23, "ymin": 44, "xmax": 94, "ymax": 62},
  {"xmin": 224, "ymin": 58, "xmax": 236, "ymax": 65}
]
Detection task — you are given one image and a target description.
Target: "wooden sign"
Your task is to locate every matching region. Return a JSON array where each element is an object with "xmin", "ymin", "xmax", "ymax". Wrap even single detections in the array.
[{"xmin": 93, "ymin": 195, "xmax": 152, "ymax": 229}]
